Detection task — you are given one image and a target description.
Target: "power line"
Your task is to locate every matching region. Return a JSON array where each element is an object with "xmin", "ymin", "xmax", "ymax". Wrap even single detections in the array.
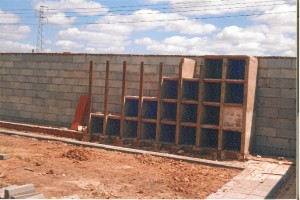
[
  {"xmin": 0, "ymin": 10, "xmax": 295, "ymax": 27},
  {"xmin": 0, "ymin": 1, "xmax": 292, "ymax": 19},
  {"xmin": 0, "ymin": 0, "xmax": 291, "ymax": 15}
]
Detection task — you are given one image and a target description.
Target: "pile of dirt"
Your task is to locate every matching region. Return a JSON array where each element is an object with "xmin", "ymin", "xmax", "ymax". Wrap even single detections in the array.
[
  {"xmin": 61, "ymin": 148, "xmax": 92, "ymax": 161},
  {"xmin": 134, "ymin": 153, "xmax": 165, "ymax": 165}
]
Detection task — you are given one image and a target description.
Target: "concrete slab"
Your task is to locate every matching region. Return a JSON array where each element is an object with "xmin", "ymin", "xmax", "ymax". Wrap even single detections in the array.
[
  {"xmin": 4, "ymin": 184, "xmax": 35, "ymax": 199},
  {"xmin": 11, "ymin": 192, "xmax": 42, "ymax": 199},
  {"xmin": 0, "ymin": 154, "xmax": 10, "ymax": 160},
  {"xmin": 206, "ymin": 161, "xmax": 294, "ymax": 199},
  {"xmin": 0, "ymin": 185, "xmax": 17, "ymax": 199}
]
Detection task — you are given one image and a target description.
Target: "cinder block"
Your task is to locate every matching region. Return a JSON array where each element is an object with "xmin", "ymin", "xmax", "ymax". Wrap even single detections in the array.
[
  {"xmin": 276, "ymin": 129, "xmax": 296, "ymax": 139},
  {"xmin": 19, "ymin": 111, "xmax": 32, "ymax": 119},
  {"xmin": 110, "ymin": 72, "xmax": 123, "ymax": 81},
  {"xmin": 73, "ymin": 55, "xmax": 86, "ymax": 63},
  {"xmin": 20, "ymin": 97, "xmax": 33, "ymax": 104},
  {"xmin": 273, "ymin": 118, "xmax": 295, "ymax": 129},
  {"xmin": 64, "ymin": 93, "xmax": 77, "ymax": 101},
  {"xmin": 58, "ymin": 85, "xmax": 73, "ymax": 92},
  {"xmin": 46, "ymin": 70, "xmax": 59, "ymax": 77},
  {"xmin": 4, "ymin": 184, "xmax": 35, "ymax": 199},
  {"xmin": 278, "ymin": 98, "xmax": 296, "ymax": 108},
  {"xmin": 38, "ymin": 77, "xmax": 52, "ymax": 84},
  {"xmin": 14, "ymin": 75, "xmax": 27, "ymax": 82},
  {"xmin": 289, "ymin": 139, "xmax": 296, "ymax": 150},
  {"xmin": 267, "ymin": 137, "xmax": 289, "ymax": 148},
  {"xmin": 257, "ymin": 97, "xmax": 279, "ymax": 108},
  {"xmin": 32, "ymin": 98, "xmax": 45, "ymax": 106},
  {"xmin": 267, "ymin": 69, "xmax": 281, "ymax": 78},
  {"xmin": 33, "ymin": 69, "xmax": 46, "ymax": 76},
  {"xmin": 269, "ymin": 78, "xmax": 296, "ymax": 88},
  {"xmin": 44, "ymin": 113, "xmax": 57, "ymax": 122},
  {"xmin": 256, "ymin": 127, "xmax": 276, "ymax": 137},
  {"xmin": 24, "ymin": 90, "xmax": 35, "ymax": 97},
  {"xmin": 163, "ymin": 65, "xmax": 176, "ymax": 75},
  {"xmin": 259, "ymin": 58, "xmax": 294, "ymax": 68},
  {"xmin": 281, "ymin": 69, "xmax": 296, "ymax": 79},
  {"xmin": 257, "ymin": 78, "xmax": 269, "ymax": 87},
  {"xmin": 257, "ymin": 88, "xmax": 281, "ymax": 97},
  {"xmin": 72, "ymin": 71, "xmax": 88, "ymax": 78},
  {"xmin": 109, "ymin": 80, "xmax": 122, "ymax": 88},
  {"xmin": 0, "ymin": 153, "xmax": 11, "ymax": 160},
  {"xmin": 20, "ymin": 69, "xmax": 34, "ymax": 76},
  {"xmin": 13, "ymin": 89, "xmax": 25, "ymax": 96},
  {"xmin": 52, "ymin": 78, "xmax": 65, "ymax": 85},
  {"xmin": 255, "ymin": 135, "xmax": 268, "ymax": 148},
  {"xmin": 77, "ymin": 79, "xmax": 88, "ymax": 86},
  {"xmin": 32, "ymin": 84, "xmax": 47, "ymax": 91},
  {"xmin": 11, "ymin": 192, "xmax": 44, "ymax": 199},
  {"xmin": 278, "ymin": 108, "xmax": 296, "ymax": 119},
  {"xmin": 26, "ymin": 76, "xmax": 38, "ymax": 83},
  {"xmin": 8, "ymin": 96, "xmax": 20, "ymax": 103},
  {"xmin": 21, "ymin": 83, "xmax": 33, "ymax": 90},
  {"xmin": 73, "ymin": 85, "xmax": 87, "ymax": 93},
  {"xmin": 280, "ymin": 89, "xmax": 296, "ymax": 98}
]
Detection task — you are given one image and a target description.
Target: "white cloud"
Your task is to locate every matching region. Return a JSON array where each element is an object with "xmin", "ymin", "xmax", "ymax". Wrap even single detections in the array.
[
  {"xmin": 0, "ymin": 41, "xmax": 35, "ymax": 52},
  {"xmin": 0, "ymin": 9, "xmax": 20, "ymax": 24},
  {"xmin": 146, "ymin": 0, "xmax": 292, "ymax": 16},
  {"xmin": 0, "ymin": 25, "xmax": 30, "ymax": 40},
  {"xmin": 35, "ymin": 0, "xmax": 108, "ymax": 15},
  {"xmin": 95, "ymin": 9, "xmax": 216, "ymax": 34},
  {"xmin": 47, "ymin": 12, "xmax": 76, "ymax": 25}
]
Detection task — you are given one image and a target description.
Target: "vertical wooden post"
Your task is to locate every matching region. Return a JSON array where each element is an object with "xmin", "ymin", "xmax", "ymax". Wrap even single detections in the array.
[
  {"xmin": 175, "ymin": 59, "xmax": 183, "ymax": 146},
  {"xmin": 102, "ymin": 60, "xmax": 110, "ymax": 137},
  {"xmin": 87, "ymin": 61, "xmax": 93, "ymax": 134},
  {"xmin": 196, "ymin": 61, "xmax": 202, "ymax": 147},
  {"xmin": 137, "ymin": 62, "xmax": 144, "ymax": 141},
  {"xmin": 218, "ymin": 58, "xmax": 228, "ymax": 152},
  {"xmin": 155, "ymin": 62, "xmax": 163, "ymax": 145},
  {"xmin": 120, "ymin": 61, "xmax": 127, "ymax": 138}
]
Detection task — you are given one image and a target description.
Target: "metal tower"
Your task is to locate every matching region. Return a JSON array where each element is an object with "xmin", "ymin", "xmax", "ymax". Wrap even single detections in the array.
[{"xmin": 36, "ymin": 6, "xmax": 47, "ymax": 53}]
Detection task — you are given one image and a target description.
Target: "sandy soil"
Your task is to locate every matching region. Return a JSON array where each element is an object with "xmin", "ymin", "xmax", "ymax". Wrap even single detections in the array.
[{"xmin": 0, "ymin": 133, "xmax": 241, "ymax": 199}]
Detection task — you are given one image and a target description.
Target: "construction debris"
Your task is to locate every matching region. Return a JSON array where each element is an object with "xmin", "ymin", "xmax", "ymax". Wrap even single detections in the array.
[{"xmin": 0, "ymin": 184, "xmax": 44, "ymax": 199}]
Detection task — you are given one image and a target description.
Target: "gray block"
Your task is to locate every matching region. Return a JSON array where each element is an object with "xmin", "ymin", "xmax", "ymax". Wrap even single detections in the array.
[
  {"xmin": 0, "ymin": 153, "xmax": 11, "ymax": 160},
  {"xmin": 278, "ymin": 108, "xmax": 296, "ymax": 119},
  {"xmin": 281, "ymin": 89, "xmax": 296, "ymax": 98},
  {"xmin": 281, "ymin": 69, "xmax": 296, "ymax": 79},
  {"xmin": 258, "ymin": 88, "xmax": 281, "ymax": 97},
  {"xmin": 4, "ymin": 184, "xmax": 35, "ymax": 199},
  {"xmin": 267, "ymin": 69, "xmax": 281, "ymax": 77},
  {"xmin": 11, "ymin": 192, "xmax": 43, "ymax": 199},
  {"xmin": 276, "ymin": 129, "xmax": 296, "ymax": 139},
  {"xmin": 267, "ymin": 137, "xmax": 289, "ymax": 148},
  {"xmin": 256, "ymin": 127, "xmax": 276, "ymax": 137},
  {"xmin": 0, "ymin": 185, "xmax": 17, "ymax": 198},
  {"xmin": 259, "ymin": 58, "xmax": 294, "ymax": 69},
  {"xmin": 256, "ymin": 107, "xmax": 278, "ymax": 117},
  {"xmin": 269, "ymin": 78, "xmax": 296, "ymax": 89}
]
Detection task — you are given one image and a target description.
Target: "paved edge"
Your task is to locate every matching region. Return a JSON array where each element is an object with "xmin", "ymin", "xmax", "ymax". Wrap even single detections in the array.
[
  {"xmin": 0, "ymin": 129, "xmax": 245, "ymax": 170},
  {"xmin": 266, "ymin": 164, "xmax": 295, "ymax": 199}
]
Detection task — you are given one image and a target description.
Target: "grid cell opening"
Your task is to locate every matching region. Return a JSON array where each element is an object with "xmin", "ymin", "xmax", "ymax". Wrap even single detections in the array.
[
  {"xmin": 161, "ymin": 102, "xmax": 177, "ymax": 121},
  {"xmin": 179, "ymin": 126, "xmax": 196, "ymax": 146},
  {"xmin": 182, "ymin": 80, "xmax": 198, "ymax": 100},
  {"xmin": 181, "ymin": 103, "xmax": 197, "ymax": 123},
  {"xmin": 204, "ymin": 59, "xmax": 223, "ymax": 79},
  {"xmin": 124, "ymin": 120, "xmax": 138, "ymax": 139},
  {"xmin": 141, "ymin": 122, "xmax": 156, "ymax": 141},
  {"xmin": 227, "ymin": 59, "xmax": 245, "ymax": 80},
  {"xmin": 125, "ymin": 99, "xmax": 139, "ymax": 117},
  {"xmin": 201, "ymin": 105, "xmax": 220, "ymax": 125},
  {"xmin": 90, "ymin": 116, "xmax": 103, "ymax": 135},
  {"xmin": 200, "ymin": 128, "xmax": 218, "ymax": 149},
  {"xmin": 222, "ymin": 131, "xmax": 241, "ymax": 151},
  {"xmin": 162, "ymin": 80, "xmax": 178, "ymax": 99},
  {"xmin": 159, "ymin": 124, "xmax": 176, "ymax": 144},
  {"xmin": 203, "ymin": 83, "xmax": 221, "ymax": 102},
  {"xmin": 107, "ymin": 118, "xmax": 120, "ymax": 137},
  {"xmin": 225, "ymin": 83, "xmax": 244, "ymax": 104},
  {"xmin": 142, "ymin": 101, "xmax": 157, "ymax": 119}
]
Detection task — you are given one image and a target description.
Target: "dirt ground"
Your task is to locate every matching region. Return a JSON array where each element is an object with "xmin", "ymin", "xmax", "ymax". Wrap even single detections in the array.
[{"xmin": 0, "ymin": 133, "xmax": 241, "ymax": 199}]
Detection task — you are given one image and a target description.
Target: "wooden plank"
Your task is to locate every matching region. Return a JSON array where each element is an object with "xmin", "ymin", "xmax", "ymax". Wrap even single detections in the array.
[
  {"xmin": 137, "ymin": 62, "xmax": 144, "ymax": 141},
  {"xmin": 71, "ymin": 95, "xmax": 88, "ymax": 130},
  {"xmin": 120, "ymin": 61, "xmax": 127, "ymax": 138},
  {"xmin": 102, "ymin": 60, "xmax": 110, "ymax": 137},
  {"xmin": 155, "ymin": 62, "xmax": 163, "ymax": 144},
  {"xmin": 218, "ymin": 58, "xmax": 228, "ymax": 151},
  {"xmin": 87, "ymin": 61, "xmax": 93, "ymax": 134},
  {"xmin": 196, "ymin": 59, "xmax": 203, "ymax": 147},
  {"xmin": 175, "ymin": 59, "xmax": 183, "ymax": 145}
]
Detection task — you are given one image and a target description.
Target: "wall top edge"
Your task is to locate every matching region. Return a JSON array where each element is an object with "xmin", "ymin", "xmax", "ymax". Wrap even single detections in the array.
[{"xmin": 0, "ymin": 53, "xmax": 296, "ymax": 59}]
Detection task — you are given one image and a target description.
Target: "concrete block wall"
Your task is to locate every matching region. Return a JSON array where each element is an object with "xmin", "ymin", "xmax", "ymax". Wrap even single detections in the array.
[
  {"xmin": 254, "ymin": 57, "xmax": 296, "ymax": 157},
  {"xmin": 0, "ymin": 53, "xmax": 296, "ymax": 157},
  {"xmin": 0, "ymin": 54, "xmax": 202, "ymax": 127}
]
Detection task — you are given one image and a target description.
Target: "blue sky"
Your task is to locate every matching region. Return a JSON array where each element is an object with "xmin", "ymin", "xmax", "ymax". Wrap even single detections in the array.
[{"xmin": 0, "ymin": 0, "xmax": 297, "ymax": 56}]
